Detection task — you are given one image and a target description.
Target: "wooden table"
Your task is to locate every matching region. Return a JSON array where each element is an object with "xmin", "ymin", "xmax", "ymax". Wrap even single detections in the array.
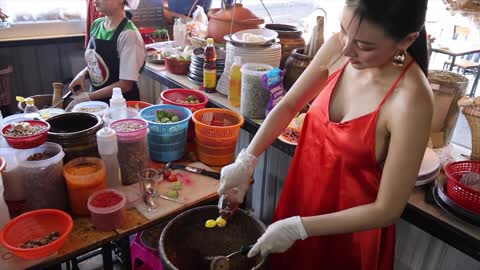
[{"xmin": 431, "ymin": 40, "xmax": 480, "ymax": 96}]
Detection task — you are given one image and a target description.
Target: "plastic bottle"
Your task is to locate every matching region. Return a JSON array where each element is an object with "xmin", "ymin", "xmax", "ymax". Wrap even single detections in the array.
[
  {"xmin": 203, "ymin": 38, "xmax": 217, "ymax": 93},
  {"xmin": 228, "ymin": 56, "xmax": 242, "ymax": 107},
  {"xmin": 23, "ymin": 98, "xmax": 40, "ymax": 119},
  {"xmin": 0, "ymin": 175, "xmax": 11, "ymax": 228},
  {"xmin": 109, "ymin": 88, "xmax": 127, "ymax": 121},
  {"xmin": 96, "ymin": 127, "xmax": 122, "ymax": 188}
]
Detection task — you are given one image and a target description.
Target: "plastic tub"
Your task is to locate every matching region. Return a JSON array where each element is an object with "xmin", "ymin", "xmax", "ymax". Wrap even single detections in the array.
[
  {"xmin": 1, "ymin": 120, "xmax": 50, "ymax": 149},
  {"xmin": 16, "ymin": 142, "xmax": 67, "ymax": 211},
  {"xmin": 37, "ymin": 108, "xmax": 65, "ymax": 120},
  {"xmin": 240, "ymin": 63, "xmax": 273, "ymax": 119},
  {"xmin": 110, "ymin": 119, "xmax": 149, "ymax": 185},
  {"xmin": 103, "ymin": 107, "xmax": 140, "ymax": 127},
  {"xmin": 0, "ymin": 209, "xmax": 73, "ymax": 260},
  {"xmin": 140, "ymin": 105, "xmax": 192, "ymax": 162},
  {"xmin": 160, "ymin": 89, "xmax": 208, "ymax": 112},
  {"xmin": 127, "ymin": 100, "xmax": 153, "ymax": 111},
  {"xmin": 195, "ymin": 132, "xmax": 239, "ymax": 147},
  {"xmin": 87, "ymin": 188, "xmax": 126, "ymax": 231},
  {"xmin": 72, "ymin": 101, "xmax": 109, "ymax": 117},
  {"xmin": 192, "ymin": 108, "xmax": 244, "ymax": 138},
  {"xmin": 63, "ymin": 157, "xmax": 107, "ymax": 215},
  {"xmin": 195, "ymin": 140, "xmax": 236, "ymax": 166}
]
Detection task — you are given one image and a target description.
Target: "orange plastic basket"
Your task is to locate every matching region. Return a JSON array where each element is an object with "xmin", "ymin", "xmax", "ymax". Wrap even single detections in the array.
[
  {"xmin": 0, "ymin": 209, "xmax": 73, "ymax": 259},
  {"xmin": 445, "ymin": 161, "xmax": 480, "ymax": 214},
  {"xmin": 195, "ymin": 132, "xmax": 239, "ymax": 147},
  {"xmin": 192, "ymin": 108, "xmax": 244, "ymax": 139}
]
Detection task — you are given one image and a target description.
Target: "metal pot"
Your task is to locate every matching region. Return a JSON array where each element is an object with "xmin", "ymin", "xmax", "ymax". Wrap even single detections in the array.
[
  {"xmin": 159, "ymin": 205, "xmax": 267, "ymax": 270},
  {"xmin": 46, "ymin": 112, "xmax": 103, "ymax": 162}
]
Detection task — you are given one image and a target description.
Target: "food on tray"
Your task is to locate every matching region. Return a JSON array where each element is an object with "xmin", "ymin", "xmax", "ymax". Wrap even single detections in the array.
[
  {"xmin": 27, "ymin": 151, "xmax": 55, "ymax": 161},
  {"xmin": 460, "ymin": 172, "xmax": 480, "ymax": 191},
  {"xmin": 155, "ymin": 110, "xmax": 180, "ymax": 123},
  {"xmin": 5, "ymin": 121, "xmax": 48, "ymax": 137},
  {"xmin": 242, "ymin": 33, "xmax": 268, "ymax": 43},
  {"xmin": 281, "ymin": 127, "xmax": 300, "ymax": 144},
  {"xmin": 20, "ymin": 232, "xmax": 60, "ymax": 248},
  {"xmin": 175, "ymin": 95, "xmax": 201, "ymax": 104}
]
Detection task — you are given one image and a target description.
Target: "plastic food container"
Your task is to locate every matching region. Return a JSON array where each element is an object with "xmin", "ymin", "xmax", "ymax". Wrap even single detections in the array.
[
  {"xmin": 110, "ymin": 119, "xmax": 149, "ymax": 185},
  {"xmin": 72, "ymin": 101, "xmax": 109, "ymax": 117},
  {"xmin": 37, "ymin": 108, "xmax": 65, "ymax": 120},
  {"xmin": 103, "ymin": 107, "xmax": 140, "ymax": 127},
  {"xmin": 126, "ymin": 100, "xmax": 153, "ymax": 111},
  {"xmin": 1, "ymin": 120, "xmax": 50, "ymax": 149},
  {"xmin": 87, "ymin": 188, "xmax": 126, "ymax": 231},
  {"xmin": 63, "ymin": 157, "xmax": 107, "ymax": 215},
  {"xmin": 0, "ymin": 209, "xmax": 73, "ymax": 260},
  {"xmin": 240, "ymin": 63, "xmax": 273, "ymax": 119},
  {"xmin": 16, "ymin": 142, "xmax": 67, "ymax": 211}
]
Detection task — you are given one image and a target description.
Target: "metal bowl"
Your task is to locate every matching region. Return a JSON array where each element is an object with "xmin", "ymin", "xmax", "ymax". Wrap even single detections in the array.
[{"xmin": 159, "ymin": 205, "xmax": 267, "ymax": 270}]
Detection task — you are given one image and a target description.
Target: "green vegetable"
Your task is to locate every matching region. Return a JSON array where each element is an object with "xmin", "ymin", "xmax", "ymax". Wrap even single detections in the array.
[
  {"xmin": 161, "ymin": 117, "xmax": 170, "ymax": 123},
  {"xmin": 156, "ymin": 110, "xmax": 166, "ymax": 119},
  {"xmin": 166, "ymin": 111, "xmax": 175, "ymax": 119},
  {"xmin": 170, "ymin": 181, "xmax": 183, "ymax": 190},
  {"xmin": 166, "ymin": 190, "xmax": 178, "ymax": 199},
  {"xmin": 171, "ymin": 115, "xmax": 180, "ymax": 122},
  {"xmin": 186, "ymin": 95, "xmax": 195, "ymax": 102},
  {"xmin": 256, "ymin": 67, "xmax": 267, "ymax": 71}
]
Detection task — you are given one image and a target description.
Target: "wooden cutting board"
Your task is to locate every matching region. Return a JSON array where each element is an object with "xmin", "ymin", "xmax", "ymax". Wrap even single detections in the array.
[{"xmin": 135, "ymin": 162, "xmax": 220, "ymax": 220}]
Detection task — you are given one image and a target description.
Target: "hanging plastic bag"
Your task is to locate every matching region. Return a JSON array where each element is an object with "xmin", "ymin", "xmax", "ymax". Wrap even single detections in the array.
[
  {"xmin": 187, "ymin": 5, "xmax": 208, "ymax": 39},
  {"xmin": 262, "ymin": 68, "xmax": 286, "ymax": 117}
]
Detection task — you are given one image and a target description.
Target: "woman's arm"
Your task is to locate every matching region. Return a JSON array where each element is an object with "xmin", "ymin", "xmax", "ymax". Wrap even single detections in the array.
[
  {"xmin": 247, "ymin": 33, "xmax": 344, "ymax": 157},
  {"xmin": 302, "ymin": 74, "xmax": 433, "ymax": 236}
]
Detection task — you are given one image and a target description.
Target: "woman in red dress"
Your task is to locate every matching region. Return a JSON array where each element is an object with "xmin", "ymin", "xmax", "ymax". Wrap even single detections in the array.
[{"xmin": 219, "ymin": 0, "xmax": 433, "ymax": 269}]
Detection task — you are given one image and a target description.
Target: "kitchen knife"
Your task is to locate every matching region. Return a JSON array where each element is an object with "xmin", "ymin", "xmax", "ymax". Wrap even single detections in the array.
[
  {"xmin": 159, "ymin": 195, "xmax": 185, "ymax": 204},
  {"xmin": 170, "ymin": 163, "xmax": 221, "ymax": 179}
]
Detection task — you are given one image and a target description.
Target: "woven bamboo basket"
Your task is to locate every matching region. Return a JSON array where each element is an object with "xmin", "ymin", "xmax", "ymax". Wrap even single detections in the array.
[{"xmin": 463, "ymin": 106, "xmax": 480, "ymax": 160}]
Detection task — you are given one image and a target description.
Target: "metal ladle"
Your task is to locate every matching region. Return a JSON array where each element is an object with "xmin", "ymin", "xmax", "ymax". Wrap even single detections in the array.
[{"xmin": 206, "ymin": 245, "xmax": 253, "ymax": 270}]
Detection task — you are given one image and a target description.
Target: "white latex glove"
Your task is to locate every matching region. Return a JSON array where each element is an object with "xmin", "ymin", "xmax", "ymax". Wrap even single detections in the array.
[
  {"xmin": 248, "ymin": 216, "xmax": 308, "ymax": 258},
  {"xmin": 218, "ymin": 148, "xmax": 258, "ymax": 203},
  {"xmin": 65, "ymin": 92, "xmax": 90, "ymax": 112}
]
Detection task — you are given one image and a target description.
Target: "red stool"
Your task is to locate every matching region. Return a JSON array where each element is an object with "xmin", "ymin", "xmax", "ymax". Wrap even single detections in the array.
[{"xmin": 130, "ymin": 233, "xmax": 164, "ymax": 270}]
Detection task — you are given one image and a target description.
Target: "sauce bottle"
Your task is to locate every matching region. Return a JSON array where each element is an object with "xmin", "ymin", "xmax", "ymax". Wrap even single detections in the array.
[
  {"xmin": 203, "ymin": 38, "xmax": 217, "ymax": 93},
  {"xmin": 228, "ymin": 56, "xmax": 242, "ymax": 107}
]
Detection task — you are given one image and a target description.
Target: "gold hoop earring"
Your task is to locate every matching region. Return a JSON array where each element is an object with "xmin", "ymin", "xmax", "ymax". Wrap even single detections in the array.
[{"xmin": 392, "ymin": 50, "xmax": 406, "ymax": 67}]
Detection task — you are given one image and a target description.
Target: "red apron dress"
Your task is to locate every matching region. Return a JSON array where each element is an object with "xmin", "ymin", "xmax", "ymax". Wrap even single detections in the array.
[{"xmin": 271, "ymin": 60, "xmax": 415, "ymax": 270}]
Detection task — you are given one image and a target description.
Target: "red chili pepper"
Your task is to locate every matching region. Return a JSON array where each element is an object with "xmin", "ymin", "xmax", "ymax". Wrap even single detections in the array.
[{"xmin": 90, "ymin": 191, "xmax": 122, "ymax": 208}]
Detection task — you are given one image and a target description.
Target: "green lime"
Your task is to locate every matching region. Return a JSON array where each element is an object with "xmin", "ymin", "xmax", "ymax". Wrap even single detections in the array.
[
  {"xmin": 171, "ymin": 115, "xmax": 180, "ymax": 122},
  {"xmin": 166, "ymin": 111, "xmax": 175, "ymax": 119},
  {"xmin": 161, "ymin": 117, "xmax": 170, "ymax": 123},
  {"xmin": 186, "ymin": 95, "xmax": 195, "ymax": 102},
  {"xmin": 156, "ymin": 110, "xmax": 166, "ymax": 119},
  {"xmin": 166, "ymin": 190, "xmax": 178, "ymax": 199}
]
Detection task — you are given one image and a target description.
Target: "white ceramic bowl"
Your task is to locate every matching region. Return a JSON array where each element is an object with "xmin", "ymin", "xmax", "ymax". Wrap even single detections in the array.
[{"xmin": 231, "ymin": 28, "xmax": 278, "ymax": 44}]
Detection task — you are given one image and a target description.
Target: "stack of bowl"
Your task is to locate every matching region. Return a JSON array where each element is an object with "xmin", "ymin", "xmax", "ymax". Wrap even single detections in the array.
[{"xmin": 192, "ymin": 108, "xmax": 244, "ymax": 166}]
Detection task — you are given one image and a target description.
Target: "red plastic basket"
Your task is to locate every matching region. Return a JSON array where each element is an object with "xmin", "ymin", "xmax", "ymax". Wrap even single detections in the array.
[
  {"xmin": 1, "ymin": 120, "xmax": 50, "ymax": 149},
  {"xmin": 444, "ymin": 161, "xmax": 480, "ymax": 214},
  {"xmin": 127, "ymin": 100, "xmax": 153, "ymax": 111},
  {"xmin": 0, "ymin": 209, "xmax": 73, "ymax": 259},
  {"xmin": 165, "ymin": 57, "xmax": 191, "ymax": 75},
  {"xmin": 160, "ymin": 88, "xmax": 208, "ymax": 112}
]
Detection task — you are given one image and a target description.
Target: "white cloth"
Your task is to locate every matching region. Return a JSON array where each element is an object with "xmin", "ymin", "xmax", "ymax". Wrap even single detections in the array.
[
  {"xmin": 125, "ymin": 0, "xmax": 140, "ymax": 10},
  {"xmin": 117, "ymin": 29, "xmax": 146, "ymax": 82},
  {"xmin": 248, "ymin": 216, "xmax": 309, "ymax": 258},
  {"xmin": 218, "ymin": 148, "xmax": 258, "ymax": 203}
]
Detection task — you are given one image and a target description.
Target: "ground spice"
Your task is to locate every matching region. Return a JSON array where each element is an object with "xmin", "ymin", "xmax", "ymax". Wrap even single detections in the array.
[{"xmin": 90, "ymin": 191, "xmax": 123, "ymax": 208}]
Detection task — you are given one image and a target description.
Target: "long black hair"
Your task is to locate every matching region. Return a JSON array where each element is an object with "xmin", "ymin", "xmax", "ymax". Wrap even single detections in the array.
[{"xmin": 346, "ymin": 0, "xmax": 429, "ymax": 75}]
